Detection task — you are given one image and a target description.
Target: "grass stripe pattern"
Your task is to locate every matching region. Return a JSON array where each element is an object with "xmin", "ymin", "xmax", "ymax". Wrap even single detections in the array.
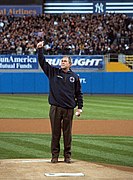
[
  {"xmin": 0, "ymin": 133, "xmax": 133, "ymax": 167},
  {"xmin": 0, "ymin": 95, "xmax": 133, "ymax": 120}
]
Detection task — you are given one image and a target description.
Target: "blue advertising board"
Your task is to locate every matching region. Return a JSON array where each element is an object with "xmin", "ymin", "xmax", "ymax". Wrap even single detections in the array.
[
  {"xmin": 0, "ymin": 5, "xmax": 42, "ymax": 16},
  {"xmin": 0, "ymin": 55, "xmax": 38, "ymax": 69},
  {"xmin": 0, "ymin": 55, "xmax": 104, "ymax": 70},
  {"xmin": 45, "ymin": 55, "xmax": 105, "ymax": 70}
]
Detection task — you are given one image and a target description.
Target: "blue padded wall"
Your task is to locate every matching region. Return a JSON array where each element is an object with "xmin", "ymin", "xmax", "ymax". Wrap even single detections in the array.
[{"xmin": 0, "ymin": 72, "xmax": 133, "ymax": 94}]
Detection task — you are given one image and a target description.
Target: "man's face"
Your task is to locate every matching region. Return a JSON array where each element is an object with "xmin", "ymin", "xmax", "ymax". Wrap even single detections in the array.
[{"xmin": 61, "ymin": 57, "xmax": 71, "ymax": 70}]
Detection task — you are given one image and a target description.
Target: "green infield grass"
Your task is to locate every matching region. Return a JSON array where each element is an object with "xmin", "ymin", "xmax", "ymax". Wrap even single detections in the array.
[
  {"xmin": 0, "ymin": 95, "xmax": 133, "ymax": 120},
  {"xmin": 0, "ymin": 132, "xmax": 133, "ymax": 167}
]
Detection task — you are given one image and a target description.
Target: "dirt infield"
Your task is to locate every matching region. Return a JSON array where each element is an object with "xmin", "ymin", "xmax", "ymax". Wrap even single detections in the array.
[
  {"xmin": 0, "ymin": 119, "xmax": 133, "ymax": 136},
  {"xmin": 0, "ymin": 119, "xmax": 133, "ymax": 179},
  {"xmin": 0, "ymin": 159, "xmax": 133, "ymax": 180}
]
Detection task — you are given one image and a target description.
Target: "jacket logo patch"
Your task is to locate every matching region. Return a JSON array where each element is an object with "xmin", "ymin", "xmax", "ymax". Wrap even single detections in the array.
[
  {"xmin": 57, "ymin": 75, "xmax": 63, "ymax": 79},
  {"xmin": 69, "ymin": 77, "xmax": 75, "ymax": 83}
]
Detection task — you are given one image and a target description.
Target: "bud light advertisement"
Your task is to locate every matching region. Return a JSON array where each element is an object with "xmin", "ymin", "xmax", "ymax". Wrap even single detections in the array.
[{"xmin": 45, "ymin": 55, "xmax": 105, "ymax": 70}]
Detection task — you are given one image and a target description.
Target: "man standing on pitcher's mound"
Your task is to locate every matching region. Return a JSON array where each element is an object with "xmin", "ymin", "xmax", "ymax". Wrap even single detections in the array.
[{"xmin": 37, "ymin": 41, "xmax": 83, "ymax": 163}]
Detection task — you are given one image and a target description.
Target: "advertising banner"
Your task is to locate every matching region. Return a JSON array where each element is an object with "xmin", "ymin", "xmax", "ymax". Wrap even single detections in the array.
[
  {"xmin": 45, "ymin": 55, "xmax": 105, "ymax": 70},
  {"xmin": 44, "ymin": 1, "xmax": 133, "ymax": 16},
  {"xmin": 0, "ymin": 55, "xmax": 38, "ymax": 69},
  {"xmin": 0, "ymin": 55, "xmax": 104, "ymax": 71},
  {"xmin": 0, "ymin": 5, "xmax": 42, "ymax": 16}
]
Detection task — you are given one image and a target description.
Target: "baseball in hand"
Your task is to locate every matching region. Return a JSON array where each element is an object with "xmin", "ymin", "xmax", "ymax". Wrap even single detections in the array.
[{"xmin": 75, "ymin": 111, "xmax": 80, "ymax": 116}]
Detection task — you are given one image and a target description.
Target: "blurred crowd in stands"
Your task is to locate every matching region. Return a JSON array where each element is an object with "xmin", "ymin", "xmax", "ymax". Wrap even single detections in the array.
[{"xmin": 0, "ymin": 13, "xmax": 133, "ymax": 55}]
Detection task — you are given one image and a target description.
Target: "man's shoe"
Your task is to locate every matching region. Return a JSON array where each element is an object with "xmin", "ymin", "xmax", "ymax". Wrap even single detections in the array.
[
  {"xmin": 51, "ymin": 158, "xmax": 58, "ymax": 163},
  {"xmin": 64, "ymin": 158, "xmax": 71, "ymax": 163}
]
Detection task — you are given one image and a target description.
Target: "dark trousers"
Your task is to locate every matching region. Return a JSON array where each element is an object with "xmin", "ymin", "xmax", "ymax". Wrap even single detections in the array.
[{"xmin": 49, "ymin": 105, "xmax": 74, "ymax": 158}]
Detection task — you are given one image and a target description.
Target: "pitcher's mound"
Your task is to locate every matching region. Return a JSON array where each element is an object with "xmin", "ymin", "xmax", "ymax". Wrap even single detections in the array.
[{"xmin": 0, "ymin": 159, "xmax": 133, "ymax": 180}]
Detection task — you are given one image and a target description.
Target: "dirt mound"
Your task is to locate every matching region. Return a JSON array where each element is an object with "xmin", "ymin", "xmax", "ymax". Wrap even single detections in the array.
[{"xmin": 0, "ymin": 159, "xmax": 133, "ymax": 180}]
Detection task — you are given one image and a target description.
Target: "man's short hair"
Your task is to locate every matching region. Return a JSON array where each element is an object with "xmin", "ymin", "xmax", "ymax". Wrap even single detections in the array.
[{"xmin": 64, "ymin": 56, "xmax": 72, "ymax": 64}]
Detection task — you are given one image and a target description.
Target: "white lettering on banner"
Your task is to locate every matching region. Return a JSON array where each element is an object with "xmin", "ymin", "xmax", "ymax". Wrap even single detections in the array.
[
  {"xmin": 0, "ymin": 57, "xmax": 9, "ymax": 63},
  {"xmin": 93, "ymin": 59, "xmax": 101, "ymax": 66},
  {"xmin": 80, "ymin": 78, "xmax": 86, "ymax": 84},
  {"xmin": 0, "ymin": 63, "xmax": 33, "ymax": 69},
  {"xmin": 46, "ymin": 58, "xmax": 61, "ymax": 66},
  {"xmin": 0, "ymin": 55, "xmax": 38, "ymax": 69},
  {"xmin": 77, "ymin": 74, "xmax": 87, "ymax": 84},
  {"xmin": 46, "ymin": 58, "xmax": 103, "ymax": 67},
  {"xmin": 46, "ymin": 58, "xmax": 53, "ymax": 65},
  {"xmin": 0, "ymin": 56, "xmax": 37, "ymax": 63},
  {"xmin": 16, "ymin": 63, "xmax": 32, "ymax": 69},
  {"xmin": 12, "ymin": 56, "xmax": 37, "ymax": 63},
  {"xmin": 73, "ymin": 58, "xmax": 102, "ymax": 66},
  {"xmin": 8, "ymin": 57, "xmax": 13, "ymax": 62},
  {"xmin": 0, "ymin": 63, "xmax": 15, "ymax": 68}
]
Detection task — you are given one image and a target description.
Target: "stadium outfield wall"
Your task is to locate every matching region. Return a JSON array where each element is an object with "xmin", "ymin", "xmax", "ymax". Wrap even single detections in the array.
[{"xmin": 0, "ymin": 72, "xmax": 133, "ymax": 94}]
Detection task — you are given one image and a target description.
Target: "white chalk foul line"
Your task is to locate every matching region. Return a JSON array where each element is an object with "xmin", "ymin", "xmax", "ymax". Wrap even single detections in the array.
[{"xmin": 45, "ymin": 173, "xmax": 85, "ymax": 177}]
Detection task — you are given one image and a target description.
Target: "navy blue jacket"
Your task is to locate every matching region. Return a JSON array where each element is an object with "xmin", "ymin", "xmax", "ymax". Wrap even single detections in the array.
[{"xmin": 38, "ymin": 48, "xmax": 83, "ymax": 109}]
